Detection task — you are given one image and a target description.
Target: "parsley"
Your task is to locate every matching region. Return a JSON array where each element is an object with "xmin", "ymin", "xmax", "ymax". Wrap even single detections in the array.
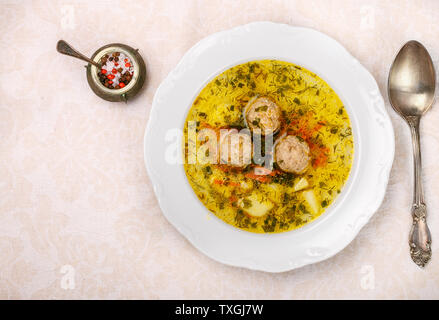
[
  {"xmin": 339, "ymin": 127, "xmax": 352, "ymax": 138},
  {"xmin": 271, "ymin": 172, "xmax": 296, "ymax": 186},
  {"xmin": 203, "ymin": 166, "xmax": 212, "ymax": 175},
  {"xmin": 242, "ymin": 198, "xmax": 252, "ymax": 208},
  {"xmin": 262, "ymin": 215, "xmax": 277, "ymax": 232},
  {"xmin": 235, "ymin": 210, "xmax": 250, "ymax": 228},
  {"xmin": 298, "ymin": 203, "xmax": 309, "ymax": 214},
  {"xmin": 255, "ymin": 105, "xmax": 268, "ymax": 112}
]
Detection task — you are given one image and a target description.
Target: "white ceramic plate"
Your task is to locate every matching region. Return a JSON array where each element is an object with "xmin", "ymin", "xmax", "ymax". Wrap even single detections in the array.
[{"xmin": 144, "ymin": 22, "xmax": 395, "ymax": 272}]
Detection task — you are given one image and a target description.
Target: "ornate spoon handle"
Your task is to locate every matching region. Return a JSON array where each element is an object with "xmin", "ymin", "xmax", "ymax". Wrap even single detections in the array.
[{"xmin": 407, "ymin": 116, "xmax": 432, "ymax": 267}]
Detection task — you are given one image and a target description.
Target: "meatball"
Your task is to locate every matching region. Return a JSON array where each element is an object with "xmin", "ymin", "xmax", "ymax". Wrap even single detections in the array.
[
  {"xmin": 219, "ymin": 131, "xmax": 252, "ymax": 167},
  {"xmin": 244, "ymin": 97, "xmax": 281, "ymax": 135},
  {"xmin": 274, "ymin": 135, "xmax": 310, "ymax": 174}
]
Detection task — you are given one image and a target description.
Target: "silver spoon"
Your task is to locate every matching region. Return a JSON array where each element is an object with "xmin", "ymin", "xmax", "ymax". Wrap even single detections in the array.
[
  {"xmin": 388, "ymin": 40, "xmax": 436, "ymax": 267},
  {"xmin": 56, "ymin": 40, "xmax": 101, "ymax": 69}
]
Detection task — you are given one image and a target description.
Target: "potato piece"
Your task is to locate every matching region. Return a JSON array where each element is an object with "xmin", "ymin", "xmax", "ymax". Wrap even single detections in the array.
[
  {"xmin": 293, "ymin": 177, "xmax": 309, "ymax": 192},
  {"xmin": 239, "ymin": 180, "xmax": 254, "ymax": 192},
  {"xmin": 238, "ymin": 192, "xmax": 273, "ymax": 217},
  {"xmin": 303, "ymin": 189, "xmax": 319, "ymax": 214}
]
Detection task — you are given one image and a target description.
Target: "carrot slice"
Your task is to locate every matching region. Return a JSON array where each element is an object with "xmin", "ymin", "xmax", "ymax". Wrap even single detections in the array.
[
  {"xmin": 245, "ymin": 173, "xmax": 270, "ymax": 183},
  {"xmin": 252, "ymin": 165, "xmax": 280, "ymax": 176},
  {"xmin": 214, "ymin": 179, "xmax": 240, "ymax": 187}
]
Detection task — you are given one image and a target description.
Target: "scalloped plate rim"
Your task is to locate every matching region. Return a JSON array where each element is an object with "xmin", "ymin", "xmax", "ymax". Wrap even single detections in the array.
[{"xmin": 144, "ymin": 22, "xmax": 395, "ymax": 272}]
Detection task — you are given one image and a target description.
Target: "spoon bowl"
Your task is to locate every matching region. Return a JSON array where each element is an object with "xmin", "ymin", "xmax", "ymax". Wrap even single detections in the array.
[{"xmin": 388, "ymin": 40, "xmax": 436, "ymax": 117}]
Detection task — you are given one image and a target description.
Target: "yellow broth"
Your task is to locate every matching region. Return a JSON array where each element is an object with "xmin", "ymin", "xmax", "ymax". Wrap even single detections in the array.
[{"xmin": 183, "ymin": 60, "xmax": 353, "ymax": 233}]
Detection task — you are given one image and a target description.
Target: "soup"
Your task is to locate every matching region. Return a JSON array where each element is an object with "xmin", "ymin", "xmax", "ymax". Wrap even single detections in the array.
[{"xmin": 183, "ymin": 60, "xmax": 353, "ymax": 233}]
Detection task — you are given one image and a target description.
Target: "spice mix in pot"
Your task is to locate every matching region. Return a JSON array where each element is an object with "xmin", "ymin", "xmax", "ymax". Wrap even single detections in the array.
[{"xmin": 98, "ymin": 51, "xmax": 134, "ymax": 89}]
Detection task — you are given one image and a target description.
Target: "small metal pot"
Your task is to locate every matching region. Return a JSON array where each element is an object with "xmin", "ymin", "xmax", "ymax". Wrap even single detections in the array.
[{"xmin": 86, "ymin": 43, "xmax": 146, "ymax": 102}]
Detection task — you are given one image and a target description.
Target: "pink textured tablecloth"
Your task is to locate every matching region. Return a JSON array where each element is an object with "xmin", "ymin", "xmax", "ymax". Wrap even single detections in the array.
[{"xmin": 1, "ymin": 0, "xmax": 439, "ymax": 299}]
